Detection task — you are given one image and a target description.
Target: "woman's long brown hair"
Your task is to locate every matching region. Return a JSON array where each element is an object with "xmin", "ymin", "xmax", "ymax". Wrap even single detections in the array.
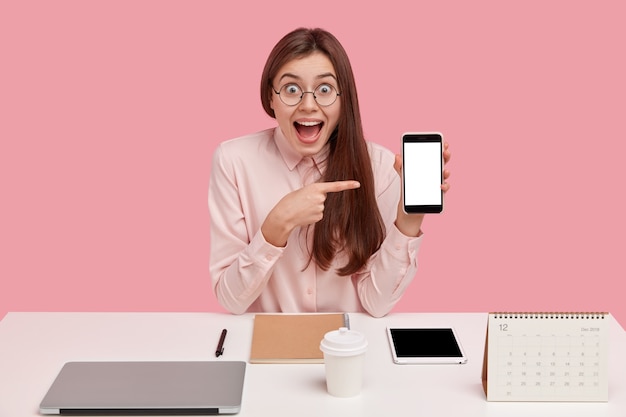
[{"xmin": 260, "ymin": 28, "xmax": 385, "ymax": 276}]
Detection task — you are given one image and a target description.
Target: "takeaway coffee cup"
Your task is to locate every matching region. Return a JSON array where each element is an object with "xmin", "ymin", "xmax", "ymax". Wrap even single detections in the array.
[{"xmin": 319, "ymin": 327, "xmax": 368, "ymax": 397}]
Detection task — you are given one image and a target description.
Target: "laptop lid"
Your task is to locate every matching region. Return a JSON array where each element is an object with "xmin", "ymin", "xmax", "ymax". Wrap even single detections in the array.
[{"xmin": 39, "ymin": 361, "xmax": 246, "ymax": 415}]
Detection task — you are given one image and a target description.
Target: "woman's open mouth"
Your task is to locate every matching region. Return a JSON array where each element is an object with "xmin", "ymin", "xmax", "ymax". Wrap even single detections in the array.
[{"xmin": 294, "ymin": 120, "xmax": 323, "ymax": 143}]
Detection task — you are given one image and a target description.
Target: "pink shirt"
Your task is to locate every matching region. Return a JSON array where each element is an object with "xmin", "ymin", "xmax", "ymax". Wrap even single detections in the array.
[{"xmin": 208, "ymin": 127, "xmax": 422, "ymax": 317}]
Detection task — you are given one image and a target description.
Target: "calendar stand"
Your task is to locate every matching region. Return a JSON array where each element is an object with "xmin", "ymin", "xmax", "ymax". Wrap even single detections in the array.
[{"xmin": 482, "ymin": 312, "xmax": 609, "ymax": 402}]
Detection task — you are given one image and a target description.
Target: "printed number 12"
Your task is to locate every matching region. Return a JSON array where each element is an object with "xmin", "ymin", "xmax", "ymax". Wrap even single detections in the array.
[{"xmin": 499, "ymin": 324, "xmax": 508, "ymax": 331}]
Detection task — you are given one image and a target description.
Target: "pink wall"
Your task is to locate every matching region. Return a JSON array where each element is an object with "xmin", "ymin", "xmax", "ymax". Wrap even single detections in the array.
[{"xmin": 2, "ymin": 1, "xmax": 625, "ymax": 324}]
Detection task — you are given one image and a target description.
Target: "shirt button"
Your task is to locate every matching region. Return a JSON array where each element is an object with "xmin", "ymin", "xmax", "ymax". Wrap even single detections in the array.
[
  {"xmin": 306, "ymin": 288, "xmax": 313, "ymax": 295},
  {"xmin": 265, "ymin": 254, "xmax": 273, "ymax": 261}
]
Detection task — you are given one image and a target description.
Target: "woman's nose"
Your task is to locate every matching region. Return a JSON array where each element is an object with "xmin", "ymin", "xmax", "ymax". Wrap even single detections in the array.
[{"xmin": 298, "ymin": 91, "xmax": 318, "ymax": 110}]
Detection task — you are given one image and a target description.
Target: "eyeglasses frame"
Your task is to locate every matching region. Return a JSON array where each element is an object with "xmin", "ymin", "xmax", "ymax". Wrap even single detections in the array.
[{"xmin": 271, "ymin": 83, "xmax": 341, "ymax": 107}]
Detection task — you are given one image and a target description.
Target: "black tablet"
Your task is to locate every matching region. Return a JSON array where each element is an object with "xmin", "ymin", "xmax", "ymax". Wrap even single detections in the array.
[{"xmin": 387, "ymin": 327, "xmax": 467, "ymax": 364}]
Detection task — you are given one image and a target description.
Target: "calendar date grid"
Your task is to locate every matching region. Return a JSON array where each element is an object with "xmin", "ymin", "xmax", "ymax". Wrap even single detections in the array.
[{"xmin": 493, "ymin": 332, "xmax": 603, "ymax": 396}]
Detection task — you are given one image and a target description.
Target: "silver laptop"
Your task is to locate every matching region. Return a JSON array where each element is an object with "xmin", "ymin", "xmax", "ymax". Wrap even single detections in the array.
[{"xmin": 40, "ymin": 361, "xmax": 246, "ymax": 415}]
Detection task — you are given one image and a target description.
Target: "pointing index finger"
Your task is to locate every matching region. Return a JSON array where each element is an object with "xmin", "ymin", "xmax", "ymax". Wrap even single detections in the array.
[{"xmin": 318, "ymin": 180, "xmax": 361, "ymax": 193}]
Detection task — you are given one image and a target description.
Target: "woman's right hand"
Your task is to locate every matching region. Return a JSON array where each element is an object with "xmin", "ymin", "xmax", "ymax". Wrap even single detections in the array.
[{"xmin": 261, "ymin": 180, "xmax": 360, "ymax": 247}]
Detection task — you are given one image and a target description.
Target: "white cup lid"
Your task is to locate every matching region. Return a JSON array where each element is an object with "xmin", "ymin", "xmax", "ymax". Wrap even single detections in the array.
[{"xmin": 320, "ymin": 327, "xmax": 368, "ymax": 356}]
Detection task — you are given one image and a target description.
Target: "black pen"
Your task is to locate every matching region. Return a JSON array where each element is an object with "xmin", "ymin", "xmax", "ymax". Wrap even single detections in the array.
[{"xmin": 215, "ymin": 329, "xmax": 227, "ymax": 357}]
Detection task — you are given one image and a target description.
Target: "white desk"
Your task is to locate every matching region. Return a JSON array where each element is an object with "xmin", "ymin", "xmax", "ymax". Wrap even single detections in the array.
[{"xmin": 0, "ymin": 312, "xmax": 624, "ymax": 416}]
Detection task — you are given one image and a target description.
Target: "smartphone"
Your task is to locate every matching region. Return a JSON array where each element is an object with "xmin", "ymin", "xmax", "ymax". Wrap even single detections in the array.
[
  {"xmin": 386, "ymin": 327, "xmax": 467, "ymax": 364},
  {"xmin": 402, "ymin": 132, "xmax": 444, "ymax": 213}
]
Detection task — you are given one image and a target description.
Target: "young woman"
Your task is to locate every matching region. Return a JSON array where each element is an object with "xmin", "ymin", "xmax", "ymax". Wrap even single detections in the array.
[{"xmin": 209, "ymin": 28, "xmax": 450, "ymax": 317}]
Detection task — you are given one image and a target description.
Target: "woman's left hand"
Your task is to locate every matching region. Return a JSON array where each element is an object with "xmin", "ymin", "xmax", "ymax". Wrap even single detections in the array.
[{"xmin": 393, "ymin": 141, "xmax": 451, "ymax": 237}]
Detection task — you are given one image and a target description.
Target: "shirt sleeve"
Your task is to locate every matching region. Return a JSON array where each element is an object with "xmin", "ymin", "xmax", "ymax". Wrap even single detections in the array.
[
  {"xmin": 353, "ymin": 145, "xmax": 423, "ymax": 318},
  {"xmin": 208, "ymin": 144, "xmax": 284, "ymax": 314}
]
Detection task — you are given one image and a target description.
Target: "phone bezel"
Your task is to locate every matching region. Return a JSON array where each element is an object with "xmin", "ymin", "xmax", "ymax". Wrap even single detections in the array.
[{"xmin": 402, "ymin": 132, "xmax": 444, "ymax": 214}]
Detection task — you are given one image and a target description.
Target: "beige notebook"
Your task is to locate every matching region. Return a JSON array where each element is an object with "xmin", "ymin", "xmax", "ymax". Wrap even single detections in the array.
[{"xmin": 249, "ymin": 313, "xmax": 349, "ymax": 364}]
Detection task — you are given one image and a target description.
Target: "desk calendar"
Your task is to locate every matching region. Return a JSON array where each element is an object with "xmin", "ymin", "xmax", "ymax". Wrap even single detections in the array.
[{"xmin": 482, "ymin": 312, "xmax": 609, "ymax": 402}]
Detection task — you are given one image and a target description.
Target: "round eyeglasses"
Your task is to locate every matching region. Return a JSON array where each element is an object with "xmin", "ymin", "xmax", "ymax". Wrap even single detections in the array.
[{"xmin": 272, "ymin": 83, "xmax": 341, "ymax": 107}]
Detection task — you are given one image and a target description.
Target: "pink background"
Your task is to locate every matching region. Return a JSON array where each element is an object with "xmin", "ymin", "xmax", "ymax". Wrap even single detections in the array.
[{"xmin": 2, "ymin": 1, "xmax": 625, "ymax": 324}]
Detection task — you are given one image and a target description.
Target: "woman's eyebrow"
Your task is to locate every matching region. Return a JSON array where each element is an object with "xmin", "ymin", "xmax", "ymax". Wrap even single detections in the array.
[
  {"xmin": 315, "ymin": 72, "xmax": 338, "ymax": 81},
  {"xmin": 278, "ymin": 72, "xmax": 338, "ymax": 83}
]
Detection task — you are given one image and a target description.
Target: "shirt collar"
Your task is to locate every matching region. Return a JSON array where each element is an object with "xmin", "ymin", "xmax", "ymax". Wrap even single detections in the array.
[{"xmin": 273, "ymin": 126, "xmax": 329, "ymax": 174}]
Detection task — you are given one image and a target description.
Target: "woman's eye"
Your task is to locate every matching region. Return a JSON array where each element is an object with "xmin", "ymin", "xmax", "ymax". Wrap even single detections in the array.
[
  {"xmin": 285, "ymin": 85, "xmax": 300, "ymax": 95},
  {"xmin": 317, "ymin": 84, "xmax": 332, "ymax": 95}
]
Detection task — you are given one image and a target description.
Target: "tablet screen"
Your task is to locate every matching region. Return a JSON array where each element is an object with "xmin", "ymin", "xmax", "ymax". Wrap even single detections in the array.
[{"xmin": 387, "ymin": 327, "xmax": 467, "ymax": 364}]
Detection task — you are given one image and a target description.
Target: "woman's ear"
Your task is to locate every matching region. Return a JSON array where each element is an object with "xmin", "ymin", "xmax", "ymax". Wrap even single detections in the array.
[
  {"xmin": 268, "ymin": 93, "xmax": 277, "ymax": 118},
  {"xmin": 269, "ymin": 90, "xmax": 275, "ymax": 110}
]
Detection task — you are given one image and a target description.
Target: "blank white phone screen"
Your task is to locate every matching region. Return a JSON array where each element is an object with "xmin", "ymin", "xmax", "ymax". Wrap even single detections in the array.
[{"xmin": 403, "ymin": 141, "xmax": 442, "ymax": 206}]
